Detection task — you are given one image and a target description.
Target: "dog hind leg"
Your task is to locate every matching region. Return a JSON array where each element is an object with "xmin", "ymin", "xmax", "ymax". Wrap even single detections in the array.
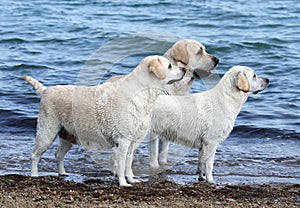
[
  {"xmin": 31, "ymin": 118, "xmax": 59, "ymax": 176},
  {"xmin": 55, "ymin": 138, "xmax": 73, "ymax": 175}
]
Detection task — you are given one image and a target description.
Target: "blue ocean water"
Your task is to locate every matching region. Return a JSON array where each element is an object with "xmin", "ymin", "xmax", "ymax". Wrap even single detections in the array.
[{"xmin": 0, "ymin": 0, "xmax": 299, "ymax": 184}]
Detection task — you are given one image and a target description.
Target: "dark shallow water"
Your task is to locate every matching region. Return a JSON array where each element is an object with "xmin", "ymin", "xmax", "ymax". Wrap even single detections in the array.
[{"xmin": 0, "ymin": 0, "xmax": 299, "ymax": 185}]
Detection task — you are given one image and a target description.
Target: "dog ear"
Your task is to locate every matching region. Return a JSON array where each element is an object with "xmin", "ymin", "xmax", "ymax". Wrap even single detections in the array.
[
  {"xmin": 236, "ymin": 71, "xmax": 250, "ymax": 92},
  {"xmin": 148, "ymin": 58, "xmax": 166, "ymax": 80},
  {"xmin": 171, "ymin": 41, "xmax": 189, "ymax": 65}
]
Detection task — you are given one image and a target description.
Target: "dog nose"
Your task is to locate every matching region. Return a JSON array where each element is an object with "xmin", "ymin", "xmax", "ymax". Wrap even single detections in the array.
[
  {"xmin": 265, "ymin": 78, "xmax": 270, "ymax": 85},
  {"xmin": 214, "ymin": 57, "xmax": 219, "ymax": 66}
]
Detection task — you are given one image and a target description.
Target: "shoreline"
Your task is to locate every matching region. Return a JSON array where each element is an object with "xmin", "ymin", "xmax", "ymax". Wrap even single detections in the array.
[{"xmin": 1, "ymin": 174, "xmax": 299, "ymax": 207}]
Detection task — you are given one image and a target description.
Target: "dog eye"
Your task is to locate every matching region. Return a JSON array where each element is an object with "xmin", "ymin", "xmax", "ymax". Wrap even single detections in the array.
[
  {"xmin": 197, "ymin": 48, "xmax": 203, "ymax": 55},
  {"xmin": 253, "ymin": 74, "xmax": 256, "ymax": 78},
  {"xmin": 168, "ymin": 64, "xmax": 172, "ymax": 69}
]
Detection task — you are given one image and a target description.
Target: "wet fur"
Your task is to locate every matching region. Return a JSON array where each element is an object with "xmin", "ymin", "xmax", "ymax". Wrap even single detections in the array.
[
  {"xmin": 148, "ymin": 66, "xmax": 269, "ymax": 182},
  {"xmin": 23, "ymin": 55, "xmax": 185, "ymax": 186}
]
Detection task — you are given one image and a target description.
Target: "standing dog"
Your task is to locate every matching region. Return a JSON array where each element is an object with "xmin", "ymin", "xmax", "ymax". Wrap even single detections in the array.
[
  {"xmin": 150, "ymin": 39, "xmax": 219, "ymax": 167},
  {"xmin": 148, "ymin": 66, "xmax": 269, "ymax": 182},
  {"xmin": 107, "ymin": 39, "xmax": 219, "ymax": 94},
  {"xmin": 23, "ymin": 55, "xmax": 185, "ymax": 186},
  {"xmin": 106, "ymin": 39, "xmax": 219, "ymax": 168}
]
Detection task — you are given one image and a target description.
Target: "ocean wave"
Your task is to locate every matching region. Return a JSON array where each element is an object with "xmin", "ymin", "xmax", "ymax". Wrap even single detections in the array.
[
  {"xmin": 2, "ymin": 107, "xmax": 299, "ymax": 142},
  {"xmin": 0, "ymin": 109, "xmax": 36, "ymax": 135},
  {"xmin": 0, "ymin": 37, "xmax": 28, "ymax": 44},
  {"xmin": 121, "ymin": 1, "xmax": 172, "ymax": 7},
  {"xmin": 0, "ymin": 35, "xmax": 85, "ymax": 46},
  {"xmin": 241, "ymin": 41, "xmax": 284, "ymax": 49},
  {"xmin": 9, "ymin": 64, "xmax": 54, "ymax": 71},
  {"xmin": 232, "ymin": 125, "xmax": 300, "ymax": 140}
]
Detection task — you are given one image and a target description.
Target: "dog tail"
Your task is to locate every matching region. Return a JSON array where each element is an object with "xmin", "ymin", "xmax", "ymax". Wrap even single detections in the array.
[{"xmin": 22, "ymin": 75, "xmax": 47, "ymax": 96}]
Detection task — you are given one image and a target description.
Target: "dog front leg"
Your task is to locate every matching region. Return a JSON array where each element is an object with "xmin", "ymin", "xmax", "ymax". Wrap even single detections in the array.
[
  {"xmin": 115, "ymin": 139, "xmax": 131, "ymax": 186},
  {"xmin": 205, "ymin": 148, "xmax": 217, "ymax": 183},
  {"xmin": 197, "ymin": 159, "xmax": 206, "ymax": 181},
  {"xmin": 110, "ymin": 150, "xmax": 117, "ymax": 176},
  {"xmin": 198, "ymin": 141, "xmax": 218, "ymax": 183},
  {"xmin": 125, "ymin": 141, "xmax": 141, "ymax": 184},
  {"xmin": 149, "ymin": 132, "xmax": 160, "ymax": 169},
  {"xmin": 205, "ymin": 149, "xmax": 216, "ymax": 182},
  {"xmin": 158, "ymin": 139, "xmax": 169, "ymax": 165}
]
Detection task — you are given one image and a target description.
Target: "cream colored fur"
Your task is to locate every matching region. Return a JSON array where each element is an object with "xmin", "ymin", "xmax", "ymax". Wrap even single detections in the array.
[
  {"xmin": 23, "ymin": 55, "xmax": 185, "ymax": 186},
  {"xmin": 106, "ymin": 39, "xmax": 219, "ymax": 168},
  {"xmin": 150, "ymin": 39, "xmax": 219, "ymax": 167},
  {"xmin": 148, "ymin": 66, "xmax": 269, "ymax": 182}
]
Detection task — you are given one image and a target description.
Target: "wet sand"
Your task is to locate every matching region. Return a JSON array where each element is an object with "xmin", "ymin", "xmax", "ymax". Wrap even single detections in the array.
[{"xmin": 0, "ymin": 174, "xmax": 299, "ymax": 207}]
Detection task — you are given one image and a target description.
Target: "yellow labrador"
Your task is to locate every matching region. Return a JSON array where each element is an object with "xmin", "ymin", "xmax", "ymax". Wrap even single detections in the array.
[
  {"xmin": 106, "ymin": 39, "xmax": 219, "ymax": 168},
  {"xmin": 46, "ymin": 39, "xmax": 218, "ymax": 181},
  {"xmin": 148, "ymin": 66, "xmax": 269, "ymax": 182},
  {"xmin": 107, "ymin": 39, "xmax": 219, "ymax": 95},
  {"xmin": 163, "ymin": 39, "xmax": 219, "ymax": 95},
  {"xmin": 23, "ymin": 55, "xmax": 185, "ymax": 186},
  {"xmin": 150, "ymin": 39, "xmax": 219, "ymax": 167}
]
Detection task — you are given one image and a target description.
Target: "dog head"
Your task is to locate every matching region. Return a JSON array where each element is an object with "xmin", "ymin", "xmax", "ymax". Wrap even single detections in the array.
[
  {"xmin": 170, "ymin": 39, "xmax": 219, "ymax": 78},
  {"xmin": 230, "ymin": 66, "xmax": 269, "ymax": 94},
  {"xmin": 142, "ymin": 55, "xmax": 185, "ymax": 84}
]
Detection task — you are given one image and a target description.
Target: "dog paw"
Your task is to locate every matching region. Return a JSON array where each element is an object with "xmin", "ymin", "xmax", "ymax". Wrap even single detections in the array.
[
  {"xmin": 158, "ymin": 159, "xmax": 168, "ymax": 165},
  {"xmin": 119, "ymin": 177, "xmax": 132, "ymax": 187},
  {"xmin": 58, "ymin": 170, "xmax": 68, "ymax": 176},
  {"xmin": 127, "ymin": 177, "xmax": 140, "ymax": 184},
  {"xmin": 120, "ymin": 182, "xmax": 132, "ymax": 187},
  {"xmin": 206, "ymin": 178, "xmax": 215, "ymax": 184},
  {"xmin": 150, "ymin": 162, "xmax": 160, "ymax": 169},
  {"xmin": 198, "ymin": 176, "xmax": 206, "ymax": 182}
]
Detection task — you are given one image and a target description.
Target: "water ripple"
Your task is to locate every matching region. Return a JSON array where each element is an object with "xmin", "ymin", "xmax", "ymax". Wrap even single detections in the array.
[{"xmin": 0, "ymin": 0, "xmax": 299, "ymax": 184}]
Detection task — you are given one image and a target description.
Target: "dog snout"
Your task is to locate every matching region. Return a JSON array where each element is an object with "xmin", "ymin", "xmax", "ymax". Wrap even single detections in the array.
[
  {"xmin": 213, "ymin": 56, "xmax": 219, "ymax": 66},
  {"xmin": 264, "ymin": 77, "xmax": 270, "ymax": 88},
  {"xmin": 253, "ymin": 77, "xmax": 269, "ymax": 94},
  {"xmin": 262, "ymin": 77, "xmax": 269, "ymax": 87},
  {"xmin": 265, "ymin": 78, "xmax": 270, "ymax": 85}
]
